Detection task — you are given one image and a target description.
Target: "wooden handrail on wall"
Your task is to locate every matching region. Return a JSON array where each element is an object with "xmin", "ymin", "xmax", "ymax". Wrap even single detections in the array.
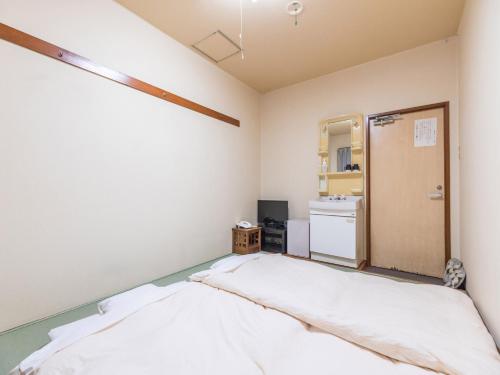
[{"xmin": 0, "ymin": 23, "xmax": 240, "ymax": 127}]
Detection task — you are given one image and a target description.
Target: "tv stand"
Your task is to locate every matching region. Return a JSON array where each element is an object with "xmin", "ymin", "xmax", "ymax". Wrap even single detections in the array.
[{"xmin": 261, "ymin": 225, "xmax": 287, "ymax": 253}]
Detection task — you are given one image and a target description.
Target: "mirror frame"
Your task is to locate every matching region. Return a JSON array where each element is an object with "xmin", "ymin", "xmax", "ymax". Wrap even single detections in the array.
[{"xmin": 318, "ymin": 114, "xmax": 364, "ymax": 196}]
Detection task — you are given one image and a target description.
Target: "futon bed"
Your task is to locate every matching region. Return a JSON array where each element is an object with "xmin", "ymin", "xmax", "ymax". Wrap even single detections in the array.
[{"xmin": 11, "ymin": 254, "xmax": 500, "ymax": 375}]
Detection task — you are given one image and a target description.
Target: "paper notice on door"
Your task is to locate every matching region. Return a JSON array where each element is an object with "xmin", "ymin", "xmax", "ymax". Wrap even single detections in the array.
[{"xmin": 414, "ymin": 118, "xmax": 437, "ymax": 147}]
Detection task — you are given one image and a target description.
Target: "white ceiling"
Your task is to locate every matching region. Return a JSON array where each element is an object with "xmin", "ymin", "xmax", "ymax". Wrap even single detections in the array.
[{"xmin": 116, "ymin": 0, "xmax": 465, "ymax": 93}]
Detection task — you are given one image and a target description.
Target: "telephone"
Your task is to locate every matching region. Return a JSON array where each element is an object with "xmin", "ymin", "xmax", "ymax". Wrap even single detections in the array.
[{"xmin": 236, "ymin": 221, "xmax": 253, "ymax": 229}]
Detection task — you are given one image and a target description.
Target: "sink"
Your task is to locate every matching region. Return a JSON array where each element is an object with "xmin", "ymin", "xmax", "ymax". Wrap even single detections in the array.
[
  {"xmin": 309, "ymin": 196, "xmax": 363, "ymax": 211},
  {"xmin": 309, "ymin": 195, "xmax": 365, "ymax": 268}
]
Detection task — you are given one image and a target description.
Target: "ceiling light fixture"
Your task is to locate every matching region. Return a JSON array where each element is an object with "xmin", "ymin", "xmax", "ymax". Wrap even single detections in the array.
[{"xmin": 286, "ymin": 1, "xmax": 304, "ymax": 26}]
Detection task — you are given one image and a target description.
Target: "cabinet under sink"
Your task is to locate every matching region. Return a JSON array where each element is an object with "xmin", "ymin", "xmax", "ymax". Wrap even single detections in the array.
[{"xmin": 309, "ymin": 197, "xmax": 364, "ymax": 268}]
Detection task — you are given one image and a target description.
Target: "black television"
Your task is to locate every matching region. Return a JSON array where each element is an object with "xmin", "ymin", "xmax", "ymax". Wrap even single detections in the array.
[{"xmin": 258, "ymin": 200, "xmax": 288, "ymax": 225}]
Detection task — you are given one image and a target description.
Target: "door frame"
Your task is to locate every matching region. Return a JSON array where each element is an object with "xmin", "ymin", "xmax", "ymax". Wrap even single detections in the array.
[{"xmin": 365, "ymin": 102, "xmax": 451, "ymax": 268}]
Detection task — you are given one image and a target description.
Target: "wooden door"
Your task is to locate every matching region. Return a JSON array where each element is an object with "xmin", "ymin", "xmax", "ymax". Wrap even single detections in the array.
[{"xmin": 368, "ymin": 104, "xmax": 450, "ymax": 278}]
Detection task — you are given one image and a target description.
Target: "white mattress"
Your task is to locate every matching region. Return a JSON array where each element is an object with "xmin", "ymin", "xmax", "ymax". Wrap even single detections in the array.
[
  {"xmin": 32, "ymin": 283, "xmax": 433, "ymax": 375},
  {"xmin": 192, "ymin": 254, "xmax": 500, "ymax": 375},
  {"xmin": 12, "ymin": 254, "xmax": 500, "ymax": 375}
]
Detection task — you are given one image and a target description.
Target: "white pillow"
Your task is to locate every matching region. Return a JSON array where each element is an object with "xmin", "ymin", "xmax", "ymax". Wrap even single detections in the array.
[
  {"xmin": 48, "ymin": 282, "xmax": 187, "ymax": 340},
  {"xmin": 48, "ymin": 314, "xmax": 101, "ymax": 341},
  {"xmin": 210, "ymin": 253, "xmax": 265, "ymax": 270},
  {"xmin": 191, "ymin": 253, "xmax": 268, "ymax": 281},
  {"xmin": 97, "ymin": 284, "xmax": 159, "ymax": 314}
]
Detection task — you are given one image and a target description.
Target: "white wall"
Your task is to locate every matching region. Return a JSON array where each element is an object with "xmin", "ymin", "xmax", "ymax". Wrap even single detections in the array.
[
  {"xmin": 458, "ymin": 0, "xmax": 500, "ymax": 346},
  {"xmin": 0, "ymin": 0, "xmax": 260, "ymax": 332},
  {"xmin": 260, "ymin": 38, "xmax": 460, "ymax": 258}
]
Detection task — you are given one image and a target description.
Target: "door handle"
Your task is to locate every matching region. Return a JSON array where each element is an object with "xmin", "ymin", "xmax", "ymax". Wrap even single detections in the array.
[{"xmin": 428, "ymin": 192, "xmax": 444, "ymax": 199}]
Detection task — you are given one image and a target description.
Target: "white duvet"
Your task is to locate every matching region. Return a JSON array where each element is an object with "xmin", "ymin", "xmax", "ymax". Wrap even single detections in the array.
[
  {"xmin": 192, "ymin": 254, "xmax": 500, "ymax": 375},
  {"xmin": 12, "ymin": 254, "xmax": 500, "ymax": 375}
]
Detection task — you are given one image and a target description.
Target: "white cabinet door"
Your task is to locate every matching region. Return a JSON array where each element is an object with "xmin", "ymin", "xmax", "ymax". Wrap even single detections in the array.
[{"xmin": 310, "ymin": 214, "xmax": 356, "ymax": 259}]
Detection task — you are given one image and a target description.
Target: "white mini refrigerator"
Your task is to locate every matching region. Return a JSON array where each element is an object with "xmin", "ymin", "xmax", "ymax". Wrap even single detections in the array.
[
  {"xmin": 286, "ymin": 219, "xmax": 310, "ymax": 258},
  {"xmin": 309, "ymin": 198, "xmax": 364, "ymax": 268}
]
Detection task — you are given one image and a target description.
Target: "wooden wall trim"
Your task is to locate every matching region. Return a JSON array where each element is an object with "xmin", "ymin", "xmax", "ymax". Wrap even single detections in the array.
[{"xmin": 0, "ymin": 23, "xmax": 240, "ymax": 127}]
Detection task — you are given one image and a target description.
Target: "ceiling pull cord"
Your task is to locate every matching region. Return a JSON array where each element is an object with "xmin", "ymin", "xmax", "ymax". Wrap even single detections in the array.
[{"xmin": 239, "ymin": 0, "xmax": 245, "ymax": 60}]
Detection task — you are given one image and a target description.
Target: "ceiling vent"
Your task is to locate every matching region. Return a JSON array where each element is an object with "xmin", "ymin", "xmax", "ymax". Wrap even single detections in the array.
[{"xmin": 191, "ymin": 30, "xmax": 241, "ymax": 63}]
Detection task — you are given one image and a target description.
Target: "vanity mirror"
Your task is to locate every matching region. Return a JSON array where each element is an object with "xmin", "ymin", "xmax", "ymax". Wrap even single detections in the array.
[
  {"xmin": 328, "ymin": 122, "xmax": 352, "ymax": 172},
  {"xmin": 318, "ymin": 114, "xmax": 364, "ymax": 196}
]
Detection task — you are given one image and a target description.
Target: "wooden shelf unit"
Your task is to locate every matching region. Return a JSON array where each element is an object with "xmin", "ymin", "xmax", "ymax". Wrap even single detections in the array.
[{"xmin": 326, "ymin": 171, "xmax": 362, "ymax": 178}]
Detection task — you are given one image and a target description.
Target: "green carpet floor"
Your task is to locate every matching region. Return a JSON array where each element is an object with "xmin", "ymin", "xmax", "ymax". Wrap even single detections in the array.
[{"xmin": 0, "ymin": 256, "xmax": 228, "ymax": 375}]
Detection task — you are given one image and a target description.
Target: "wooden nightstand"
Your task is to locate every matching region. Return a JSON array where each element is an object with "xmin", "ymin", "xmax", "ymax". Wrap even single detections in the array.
[{"xmin": 232, "ymin": 227, "xmax": 261, "ymax": 254}]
